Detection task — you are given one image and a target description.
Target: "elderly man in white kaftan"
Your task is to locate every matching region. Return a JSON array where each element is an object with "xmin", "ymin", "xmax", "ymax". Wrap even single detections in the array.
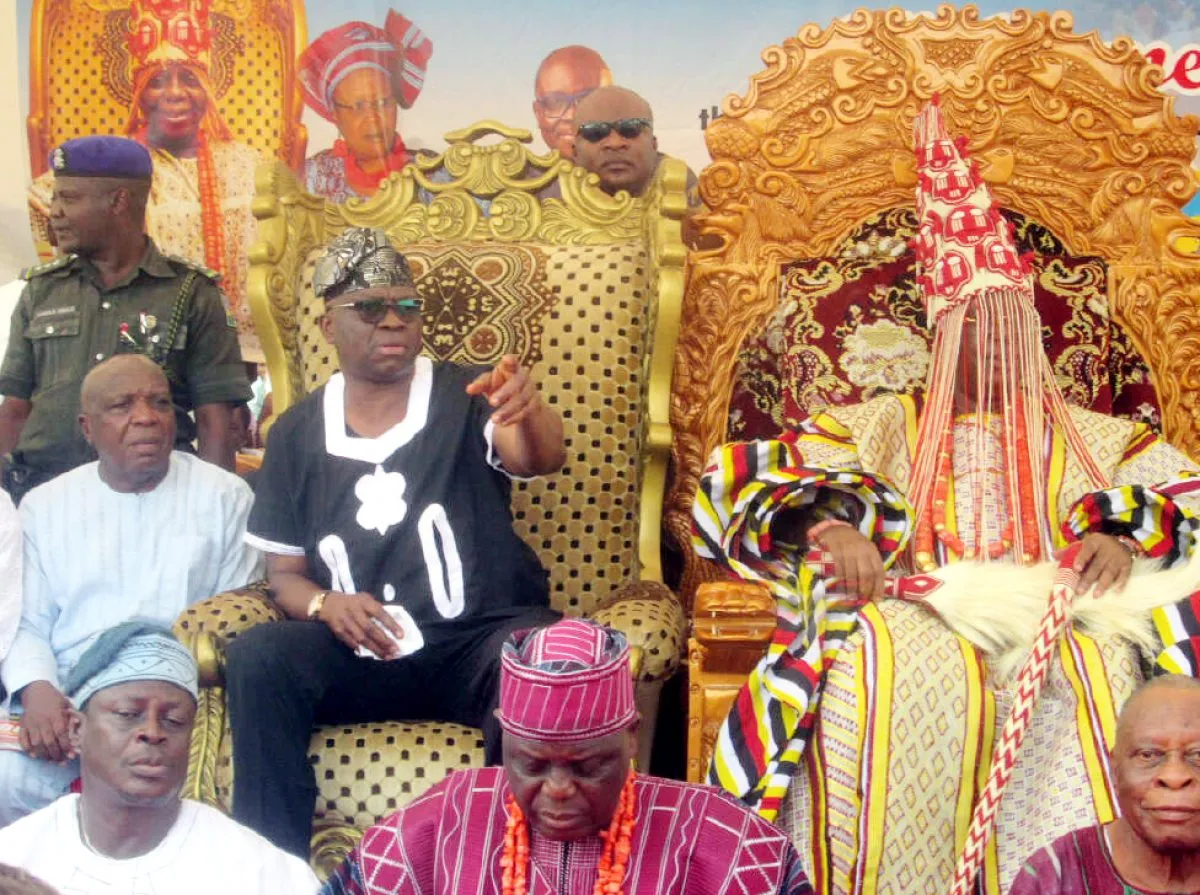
[
  {"xmin": 0, "ymin": 355, "xmax": 261, "ymax": 825},
  {"xmin": 693, "ymin": 98, "xmax": 1200, "ymax": 895}
]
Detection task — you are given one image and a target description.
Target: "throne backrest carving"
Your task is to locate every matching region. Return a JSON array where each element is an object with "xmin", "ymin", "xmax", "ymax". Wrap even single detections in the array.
[
  {"xmin": 668, "ymin": 5, "xmax": 1200, "ymax": 605},
  {"xmin": 27, "ymin": 0, "xmax": 308, "ymax": 177},
  {"xmin": 729, "ymin": 206, "xmax": 1162, "ymax": 441},
  {"xmin": 252, "ymin": 122, "xmax": 688, "ymax": 615}
]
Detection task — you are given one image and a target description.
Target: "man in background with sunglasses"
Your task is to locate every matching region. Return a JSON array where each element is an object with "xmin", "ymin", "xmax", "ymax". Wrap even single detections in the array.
[
  {"xmin": 572, "ymin": 86, "xmax": 702, "ymax": 210},
  {"xmin": 223, "ymin": 227, "xmax": 564, "ymax": 858}
]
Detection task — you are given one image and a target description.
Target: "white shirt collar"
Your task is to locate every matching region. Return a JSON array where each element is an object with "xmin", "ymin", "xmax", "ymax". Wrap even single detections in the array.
[{"xmin": 323, "ymin": 356, "xmax": 434, "ymax": 464}]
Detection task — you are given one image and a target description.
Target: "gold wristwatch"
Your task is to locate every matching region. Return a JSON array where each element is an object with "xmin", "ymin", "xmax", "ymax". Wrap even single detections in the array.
[{"xmin": 306, "ymin": 590, "xmax": 330, "ymax": 620}]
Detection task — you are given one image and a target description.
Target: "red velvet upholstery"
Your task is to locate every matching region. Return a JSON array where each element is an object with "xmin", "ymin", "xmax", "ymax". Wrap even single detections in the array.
[{"xmin": 729, "ymin": 208, "xmax": 1160, "ymax": 441}]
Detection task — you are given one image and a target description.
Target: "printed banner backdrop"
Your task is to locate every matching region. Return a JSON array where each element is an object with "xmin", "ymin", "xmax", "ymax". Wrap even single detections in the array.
[{"xmin": 7, "ymin": 0, "xmax": 1200, "ymax": 285}]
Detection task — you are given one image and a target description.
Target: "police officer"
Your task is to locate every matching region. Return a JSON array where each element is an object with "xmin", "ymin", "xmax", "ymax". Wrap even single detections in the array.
[{"xmin": 0, "ymin": 136, "xmax": 250, "ymax": 502}]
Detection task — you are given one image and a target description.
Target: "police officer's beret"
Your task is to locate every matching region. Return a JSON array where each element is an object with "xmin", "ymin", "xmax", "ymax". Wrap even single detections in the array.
[{"xmin": 49, "ymin": 136, "xmax": 153, "ymax": 180}]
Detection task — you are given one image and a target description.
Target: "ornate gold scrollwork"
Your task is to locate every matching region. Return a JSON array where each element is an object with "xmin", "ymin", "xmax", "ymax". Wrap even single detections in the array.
[
  {"xmin": 250, "ymin": 119, "xmax": 685, "ymax": 445},
  {"xmin": 668, "ymin": 5, "xmax": 1200, "ymax": 608},
  {"xmin": 182, "ymin": 685, "xmax": 226, "ymax": 808}
]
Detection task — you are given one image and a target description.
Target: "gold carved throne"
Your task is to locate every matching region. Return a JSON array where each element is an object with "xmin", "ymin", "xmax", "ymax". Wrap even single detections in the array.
[
  {"xmin": 173, "ymin": 122, "xmax": 689, "ymax": 873},
  {"xmin": 26, "ymin": 0, "xmax": 308, "ymax": 257},
  {"xmin": 670, "ymin": 2, "xmax": 1200, "ymax": 794}
]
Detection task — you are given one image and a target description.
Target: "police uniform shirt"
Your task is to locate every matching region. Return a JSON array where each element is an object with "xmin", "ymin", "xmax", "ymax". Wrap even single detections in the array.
[
  {"xmin": 246, "ymin": 356, "xmax": 551, "ymax": 652},
  {"xmin": 0, "ymin": 239, "xmax": 251, "ymax": 474}
]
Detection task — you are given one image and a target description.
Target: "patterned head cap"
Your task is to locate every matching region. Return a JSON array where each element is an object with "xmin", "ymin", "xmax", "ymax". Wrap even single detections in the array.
[
  {"xmin": 497, "ymin": 619, "xmax": 636, "ymax": 743},
  {"xmin": 911, "ymin": 96, "xmax": 1034, "ymax": 326},
  {"xmin": 127, "ymin": 0, "xmax": 213, "ymax": 72},
  {"xmin": 313, "ymin": 227, "xmax": 415, "ymax": 301},
  {"xmin": 298, "ymin": 11, "xmax": 433, "ymax": 122},
  {"xmin": 63, "ymin": 622, "xmax": 198, "ymax": 710},
  {"xmin": 50, "ymin": 136, "xmax": 153, "ymax": 180}
]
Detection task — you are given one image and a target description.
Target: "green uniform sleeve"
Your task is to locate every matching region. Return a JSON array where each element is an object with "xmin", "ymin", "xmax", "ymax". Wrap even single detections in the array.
[
  {"xmin": 184, "ymin": 279, "xmax": 251, "ymax": 407},
  {"xmin": 0, "ymin": 284, "xmax": 35, "ymax": 400}
]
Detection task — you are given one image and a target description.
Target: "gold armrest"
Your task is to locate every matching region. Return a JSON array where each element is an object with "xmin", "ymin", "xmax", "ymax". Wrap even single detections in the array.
[
  {"xmin": 172, "ymin": 584, "xmax": 281, "ymax": 690},
  {"xmin": 311, "ymin": 823, "xmax": 364, "ymax": 881},
  {"xmin": 175, "ymin": 629, "xmax": 224, "ymax": 688},
  {"xmin": 692, "ymin": 580, "xmax": 776, "ymax": 647},
  {"xmin": 686, "ymin": 580, "xmax": 776, "ymax": 782},
  {"xmin": 589, "ymin": 580, "xmax": 685, "ymax": 682},
  {"xmin": 629, "ymin": 646, "xmax": 644, "ymax": 680}
]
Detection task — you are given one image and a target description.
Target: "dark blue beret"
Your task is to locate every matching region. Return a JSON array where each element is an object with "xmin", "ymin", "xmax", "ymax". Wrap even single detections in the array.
[{"xmin": 49, "ymin": 136, "xmax": 153, "ymax": 180}]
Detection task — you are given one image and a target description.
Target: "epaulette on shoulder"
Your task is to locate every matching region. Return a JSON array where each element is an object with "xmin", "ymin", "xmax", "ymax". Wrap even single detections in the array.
[
  {"xmin": 21, "ymin": 254, "xmax": 76, "ymax": 278},
  {"xmin": 163, "ymin": 254, "xmax": 222, "ymax": 282}
]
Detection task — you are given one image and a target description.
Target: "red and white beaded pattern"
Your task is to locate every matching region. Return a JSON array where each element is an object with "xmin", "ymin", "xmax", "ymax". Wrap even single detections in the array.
[
  {"xmin": 946, "ymin": 543, "xmax": 1085, "ymax": 895},
  {"xmin": 911, "ymin": 96, "xmax": 1032, "ymax": 327}
]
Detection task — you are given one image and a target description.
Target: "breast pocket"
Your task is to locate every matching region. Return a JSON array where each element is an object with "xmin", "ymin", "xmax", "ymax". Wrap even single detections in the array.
[{"xmin": 25, "ymin": 310, "xmax": 83, "ymax": 389}]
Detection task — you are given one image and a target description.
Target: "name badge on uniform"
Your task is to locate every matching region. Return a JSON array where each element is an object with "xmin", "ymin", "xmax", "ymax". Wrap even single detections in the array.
[{"xmin": 28, "ymin": 306, "xmax": 81, "ymax": 339}]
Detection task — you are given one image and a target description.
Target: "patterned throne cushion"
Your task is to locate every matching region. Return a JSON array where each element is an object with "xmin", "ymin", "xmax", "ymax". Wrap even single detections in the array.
[
  {"xmin": 730, "ymin": 208, "xmax": 1161, "ymax": 441},
  {"xmin": 293, "ymin": 240, "xmax": 651, "ymax": 617}
]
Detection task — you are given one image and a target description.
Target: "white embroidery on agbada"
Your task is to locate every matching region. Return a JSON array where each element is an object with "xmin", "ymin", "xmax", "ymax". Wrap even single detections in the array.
[{"xmin": 355, "ymin": 465, "xmax": 408, "ymax": 535}]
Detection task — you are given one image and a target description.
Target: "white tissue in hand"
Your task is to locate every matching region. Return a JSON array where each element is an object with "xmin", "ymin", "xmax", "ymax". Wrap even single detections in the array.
[{"xmin": 355, "ymin": 603, "xmax": 424, "ymax": 660}]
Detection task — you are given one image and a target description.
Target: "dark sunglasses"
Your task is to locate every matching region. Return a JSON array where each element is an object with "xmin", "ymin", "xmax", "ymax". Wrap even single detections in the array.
[
  {"xmin": 576, "ymin": 118, "xmax": 652, "ymax": 143},
  {"xmin": 328, "ymin": 297, "xmax": 423, "ymax": 326}
]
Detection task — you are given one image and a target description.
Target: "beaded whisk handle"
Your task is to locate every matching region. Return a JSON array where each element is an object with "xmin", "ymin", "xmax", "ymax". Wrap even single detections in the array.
[{"xmin": 944, "ymin": 543, "xmax": 1084, "ymax": 895}]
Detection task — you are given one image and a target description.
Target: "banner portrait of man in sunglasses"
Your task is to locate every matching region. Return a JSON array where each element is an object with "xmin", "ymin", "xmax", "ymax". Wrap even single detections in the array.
[
  {"xmin": 223, "ymin": 227, "xmax": 565, "ymax": 858},
  {"xmin": 572, "ymin": 86, "xmax": 703, "ymax": 211}
]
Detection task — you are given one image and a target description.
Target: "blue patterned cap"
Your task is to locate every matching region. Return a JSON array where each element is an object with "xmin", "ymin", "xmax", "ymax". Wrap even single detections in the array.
[{"xmin": 50, "ymin": 136, "xmax": 153, "ymax": 180}]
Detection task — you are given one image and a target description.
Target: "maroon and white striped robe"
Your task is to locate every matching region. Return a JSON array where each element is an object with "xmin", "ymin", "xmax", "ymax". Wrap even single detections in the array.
[{"xmin": 320, "ymin": 768, "xmax": 811, "ymax": 894}]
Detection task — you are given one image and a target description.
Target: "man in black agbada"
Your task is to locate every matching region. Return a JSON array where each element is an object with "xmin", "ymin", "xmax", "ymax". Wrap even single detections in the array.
[{"xmin": 227, "ymin": 227, "xmax": 565, "ymax": 857}]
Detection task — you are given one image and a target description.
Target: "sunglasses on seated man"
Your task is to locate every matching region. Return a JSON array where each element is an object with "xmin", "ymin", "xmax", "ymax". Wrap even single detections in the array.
[
  {"xmin": 327, "ymin": 296, "xmax": 424, "ymax": 326},
  {"xmin": 576, "ymin": 118, "xmax": 652, "ymax": 143}
]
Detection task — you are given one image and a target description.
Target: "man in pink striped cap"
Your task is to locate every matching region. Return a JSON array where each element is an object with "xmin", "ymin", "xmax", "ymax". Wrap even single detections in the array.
[{"xmin": 320, "ymin": 618, "xmax": 811, "ymax": 894}]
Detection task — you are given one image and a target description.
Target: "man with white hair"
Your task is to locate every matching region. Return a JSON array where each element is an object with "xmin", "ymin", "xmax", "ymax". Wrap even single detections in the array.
[{"xmin": 1010, "ymin": 676, "xmax": 1200, "ymax": 893}]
